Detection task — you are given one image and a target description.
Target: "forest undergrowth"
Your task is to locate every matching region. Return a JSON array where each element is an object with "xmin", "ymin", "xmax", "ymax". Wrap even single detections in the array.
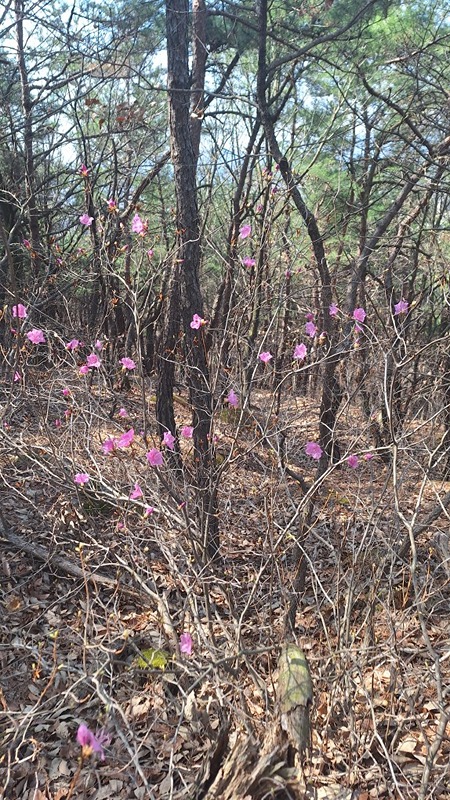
[{"xmin": 1, "ymin": 367, "xmax": 449, "ymax": 800}]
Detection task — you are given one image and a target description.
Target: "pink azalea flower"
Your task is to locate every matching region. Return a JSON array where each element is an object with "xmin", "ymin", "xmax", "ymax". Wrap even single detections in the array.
[
  {"xmin": 62, "ymin": 388, "xmax": 70, "ymax": 397},
  {"xmin": 130, "ymin": 482, "xmax": 143, "ymax": 500},
  {"xmin": 163, "ymin": 431, "xmax": 176, "ymax": 451},
  {"xmin": 329, "ymin": 303, "xmax": 339, "ymax": 317},
  {"xmin": 79, "ymin": 164, "xmax": 89, "ymax": 177},
  {"xmin": 180, "ymin": 632, "xmax": 193, "ymax": 655},
  {"xmin": 306, "ymin": 312, "xmax": 315, "ymax": 322},
  {"xmin": 79, "ymin": 213, "xmax": 94, "ymax": 226},
  {"xmin": 102, "ymin": 438, "xmax": 116, "ymax": 454},
  {"xmin": 352, "ymin": 307, "xmax": 366, "ymax": 323},
  {"xmin": 55, "ymin": 418, "xmax": 61, "ymax": 427},
  {"xmin": 190, "ymin": 313, "xmax": 207, "ymax": 330},
  {"xmin": 107, "ymin": 198, "xmax": 117, "ymax": 211},
  {"xmin": 66, "ymin": 338, "xmax": 80, "ymax": 350},
  {"xmin": 394, "ymin": 299, "xmax": 409, "ymax": 315},
  {"xmin": 117, "ymin": 428, "xmax": 134, "ymax": 448},
  {"xmin": 146, "ymin": 448, "xmax": 163, "ymax": 467},
  {"xmin": 363, "ymin": 452, "xmax": 373, "ymax": 461},
  {"xmin": 79, "ymin": 365, "xmax": 89, "ymax": 375},
  {"xmin": 86, "ymin": 354, "xmax": 101, "ymax": 368},
  {"xmin": 239, "ymin": 224, "xmax": 251, "ymax": 239},
  {"xmin": 118, "ymin": 408, "xmax": 128, "ymax": 418},
  {"xmin": 27, "ymin": 328, "xmax": 46, "ymax": 344},
  {"xmin": 131, "ymin": 213, "xmax": 144, "ymax": 234},
  {"xmin": 74, "ymin": 473, "xmax": 90, "ymax": 485},
  {"xmin": 12, "ymin": 303, "xmax": 27, "ymax": 319},
  {"xmin": 259, "ymin": 351, "xmax": 272, "ymax": 363},
  {"xmin": 144, "ymin": 505, "xmax": 154, "ymax": 517},
  {"xmin": 23, "ymin": 239, "xmax": 31, "ymax": 249},
  {"xmin": 14, "ymin": 371, "xmax": 21, "ymax": 382},
  {"xmin": 305, "ymin": 441, "xmax": 322, "ymax": 460},
  {"xmin": 347, "ymin": 454, "xmax": 359, "ymax": 468},
  {"xmin": 227, "ymin": 389, "xmax": 239, "ymax": 408},
  {"xmin": 181, "ymin": 425, "xmax": 193, "ymax": 439},
  {"xmin": 305, "ymin": 321, "xmax": 317, "ymax": 338},
  {"xmin": 76, "ymin": 724, "xmax": 109, "ymax": 760},
  {"xmin": 120, "ymin": 357, "xmax": 136, "ymax": 370},
  {"xmin": 95, "ymin": 339, "xmax": 103, "ymax": 351},
  {"xmin": 242, "ymin": 256, "xmax": 256, "ymax": 268},
  {"xmin": 293, "ymin": 343, "xmax": 307, "ymax": 360},
  {"xmin": 147, "ymin": 249, "xmax": 154, "ymax": 258}
]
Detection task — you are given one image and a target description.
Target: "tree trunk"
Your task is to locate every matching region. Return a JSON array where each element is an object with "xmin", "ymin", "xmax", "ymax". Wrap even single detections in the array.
[{"xmin": 162, "ymin": 0, "xmax": 219, "ymax": 559}]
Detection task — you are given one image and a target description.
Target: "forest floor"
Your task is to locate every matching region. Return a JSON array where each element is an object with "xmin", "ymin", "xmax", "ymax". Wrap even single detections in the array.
[{"xmin": 1, "ymin": 375, "xmax": 449, "ymax": 800}]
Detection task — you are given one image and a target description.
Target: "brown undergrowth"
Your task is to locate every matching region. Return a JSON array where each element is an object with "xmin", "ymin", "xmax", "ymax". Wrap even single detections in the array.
[{"xmin": 1, "ymin": 375, "xmax": 449, "ymax": 799}]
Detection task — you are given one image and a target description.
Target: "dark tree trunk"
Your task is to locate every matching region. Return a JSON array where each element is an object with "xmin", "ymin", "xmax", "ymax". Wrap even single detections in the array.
[
  {"xmin": 256, "ymin": 0, "xmax": 337, "ymax": 465},
  {"xmin": 15, "ymin": 0, "xmax": 43, "ymax": 277},
  {"xmin": 160, "ymin": 0, "xmax": 219, "ymax": 559}
]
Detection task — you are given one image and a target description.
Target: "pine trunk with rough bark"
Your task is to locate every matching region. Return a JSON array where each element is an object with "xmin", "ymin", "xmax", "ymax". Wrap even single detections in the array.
[{"xmin": 159, "ymin": 0, "xmax": 219, "ymax": 559}]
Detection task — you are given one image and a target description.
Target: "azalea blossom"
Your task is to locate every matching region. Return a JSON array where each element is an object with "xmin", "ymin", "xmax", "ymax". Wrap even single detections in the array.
[
  {"xmin": 86, "ymin": 354, "xmax": 101, "ymax": 368},
  {"xmin": 242, "ymin": 256, "xmax": 256, "ymax": 268},
  {"xmin": 190, "ymin": 313, "xmax": 207, "ymax": 330},
  {"xmin": 293, "ymin": 343, "xmax": 307, "ymax": 360},
  {"xmin": 62, "ymin": 388, "xmax": 70, "ymax": 397},
  {"xmin": 347, "ymin": 454, "xmax": 359, "ymax": 468},
  {"xmin": 117, "ymin": 428, "xmax": 134, "ymax": 448},
  {"xmin": 102, "ymin": 438, "xmax": 116, "ymax": 454},
  {"xmin": 66, "ymin": 338, "xmax": 80, "ymax": 350},
  {"xmin": 329, "ymin": 303, "xmax": 339, "ymax": 317},
  {"xmin": 79, "ymin": 365, "xmax": 89, "ymax": 375},
  {"xmin": 180, "ymin": 632, "xmax": 193, "ymax": 655},
  {"xmin": 55, "ymin": 418, "xmax": 61, "ymax": 427},
  {"xmin": 120, "ymin": 357, "xmax": 136, "ymax": 370},
  {"xmin": 76, "ymin": 724, "xmax": 109, "ymax": 761},
  {"xmin": 305, "ymin": 441, "xmax": 322, "ymax": 460},
  {"xmin": 79, "ymin": 213, "xmax": 94, "ymax": 226},
  {"xmin": 354, "ymin": 322, "xmax": 363, "ymax": 333},
  {"xmin": 394, "ymin": 299, "xmax": 409, "ymax": 315},
  {"xmin": 146, "ymin": 448, "xmax": 163, "ymax": 467},
  {"xmin": 352, "ymin": 307, "xmax": 366, "ymax": 323},
  {"xmin": 259, "ymin": 351, "xmax": 272, "ymax": 363},
  {"xmin": 181, "ymin": 425, "xmax": 193, "ymax": 439},
  {"xmin": 305, "ymin": 312, "xmax": 315, "ymax": 322},
  {"xmin": 74, "ymin": 473, "xmax": 90, "ymax": 485},
  {"xmin": 363, "ymin": 452, "xmax": 373, "ymax": 461},
  {"xmin": 130, "ymin": 482, "xmax": 143, "ymax": 500},
  {"xmin": 107, "ymin": 198, "xmax": 117, "ymax": 212},
  {"xmin": 27, "ymin": 329, "xmax": 46, "ymax": 344},
  {"xmin": 95, "ymin": 339, "xmax": 103, "ymax": 351},
  {"xmin": 79, "ymin": 164, "xmax": 89, "ymax": 177},
  {"xmin": 147, "ymin": 249, "xmax": 154, "ymax": 258},
  {"xmin": 118, "ymin": 407, "xmax": 128, "ymax": 418},
  {"xmin": 12, "ymin": 304, "xmax": 27, "ymax": 319},
  {"xmin": 23, "ymin": 239, "xmax": 31, "ymax": 249},
  {"xmin": 305, "ymin": 321, "xmax": 317, "ymax": 338},
  {"xmin": 239, "ymin": 224, "xmax": 251, "ymax": 239},
  {"xmin": 163, "ymin": 431, "xmax": 176, "ymax": 451},
  {"xmin": 227, "ymin": 389, "xmax": 239, "ymax": 408},
  {"xmin": 131, "ymin": 213, "xmax": 144, "ymax": 234}
]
